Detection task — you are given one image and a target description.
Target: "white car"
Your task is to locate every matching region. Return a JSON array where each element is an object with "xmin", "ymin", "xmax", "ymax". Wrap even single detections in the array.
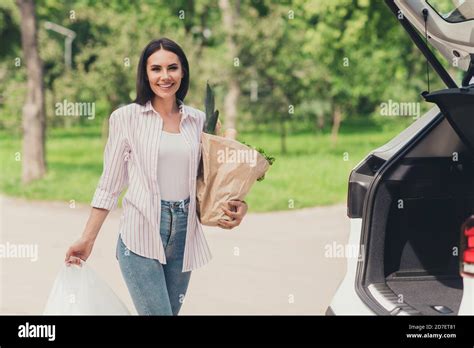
[{"xmin": 327, "ymin": 0, "xmax": 474, "ymax": 315}]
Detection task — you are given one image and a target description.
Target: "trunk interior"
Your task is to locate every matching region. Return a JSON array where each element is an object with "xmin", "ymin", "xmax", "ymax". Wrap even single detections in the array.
[
  {"xmin": 363, "ymin": 118, "xmax": 474, "ymax": 315},
  {"xmin": 383, "ymin": 158, "xmax": 473, "ymax": 315}
]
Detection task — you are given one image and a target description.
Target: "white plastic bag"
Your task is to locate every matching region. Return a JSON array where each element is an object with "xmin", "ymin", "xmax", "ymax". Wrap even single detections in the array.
[{"xmin": 43, "ymin": 261, "xmax": 130, "ymax": 315}]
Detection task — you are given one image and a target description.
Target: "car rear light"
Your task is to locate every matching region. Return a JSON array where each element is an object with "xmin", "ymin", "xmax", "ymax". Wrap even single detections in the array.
[
  {"xmin": 459, "ymin": 221, "xmax": 474, "ymax": 314},
  {"xmin": 463, "ymin": 227, "xmax": 474, "ymax": 263},
  {"xmin": 464, "ymin": 249, "xmax": 474, "ymax": 263},
  {"xmin": 469, "ymin": 236, "xmax": 474, "ymax": 248}
]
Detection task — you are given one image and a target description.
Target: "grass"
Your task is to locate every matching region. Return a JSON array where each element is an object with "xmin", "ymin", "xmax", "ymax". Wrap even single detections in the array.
[
  {"xmin": 238, "ymin": 118, "xmax": 410, "ymax": 211},
  {"xmin": 0, "ymin": 118, "xmax": 410, "ymax": 212}
]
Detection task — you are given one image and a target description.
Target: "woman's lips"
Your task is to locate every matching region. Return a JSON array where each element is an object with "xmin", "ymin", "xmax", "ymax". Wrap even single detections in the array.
[{"xmin": 158, "ymin": 83, "xmax": 174, "ymax": 89}]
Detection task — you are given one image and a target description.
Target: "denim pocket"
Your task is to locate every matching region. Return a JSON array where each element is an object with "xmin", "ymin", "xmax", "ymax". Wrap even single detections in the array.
[{"xmin": 116, "ymin": 234, "xmax": 129, "ymax": 259}]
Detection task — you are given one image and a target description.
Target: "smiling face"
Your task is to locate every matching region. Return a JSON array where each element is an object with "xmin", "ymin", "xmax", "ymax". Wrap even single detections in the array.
[{"xmin": 146, "ymin": 48, "xmax": 184, "ymax": 101}]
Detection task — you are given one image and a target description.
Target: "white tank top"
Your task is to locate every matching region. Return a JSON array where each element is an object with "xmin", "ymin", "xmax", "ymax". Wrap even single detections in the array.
[{"xmin": 157, "ymin": 130, "xmax": 191, "ymax": 201}]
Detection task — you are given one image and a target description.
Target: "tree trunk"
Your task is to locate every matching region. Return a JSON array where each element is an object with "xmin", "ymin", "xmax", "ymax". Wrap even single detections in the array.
[
  {"xmin": 224, "ymin": 80, "xmax": 240, "ymax": 130},
  {"xmin": 331, "ymin": 104, "xmax": 342, "ymax": 146},
  {"xmin": 316, "ymin": 113, "xmax": 325, "ymax": 132},
  {"xmin": 280, "ymin": 111, "xmax": 287, "ymax": 155},
  {"xmin": 17, "ymin": 0, "xmax": 46, "ymax": 184},
  {"xmin": 219, "ymin": 0, "xmax": 240, "ymax": 131}
]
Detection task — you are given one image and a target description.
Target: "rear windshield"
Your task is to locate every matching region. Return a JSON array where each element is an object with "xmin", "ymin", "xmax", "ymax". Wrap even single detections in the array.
[{"xmin": 428, "ymin": 0, "xmax": 474, "ymax": 23}]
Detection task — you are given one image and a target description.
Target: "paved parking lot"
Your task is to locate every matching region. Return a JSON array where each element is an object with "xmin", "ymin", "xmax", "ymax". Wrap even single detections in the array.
[{"xmin": 0, "ymin": 195, "xmax": 349, "ymax": 315}]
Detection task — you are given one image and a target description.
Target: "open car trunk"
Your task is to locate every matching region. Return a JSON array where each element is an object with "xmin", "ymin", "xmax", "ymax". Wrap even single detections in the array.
[
  {"xmin": 361, "ymin": 114, "xmax": 474, "ymax": 315},
  {"xmin": 351, "ymin": 0, "xmax": 474, "ymax": 316},
  {"xmin": 360, "ymin": 87, "xmax": 474, "ymax": 315}
]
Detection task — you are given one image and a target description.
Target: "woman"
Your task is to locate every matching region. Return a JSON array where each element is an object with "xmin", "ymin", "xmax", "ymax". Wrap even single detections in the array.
[{"xmin": 64, "ymin": 38, "xmax": 248, "ymax": 315}]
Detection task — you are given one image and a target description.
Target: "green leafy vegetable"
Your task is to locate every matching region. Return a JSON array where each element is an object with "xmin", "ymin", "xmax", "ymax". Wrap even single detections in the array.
[{"xmin": 241, "ymin": 140, "xmax": 275, "ymax": 181}]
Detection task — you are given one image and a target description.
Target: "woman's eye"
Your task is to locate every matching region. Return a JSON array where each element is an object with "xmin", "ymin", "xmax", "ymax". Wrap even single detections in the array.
[{"xmin": 151, "ymin": 67, "xmax": 176, "ymax": 71}]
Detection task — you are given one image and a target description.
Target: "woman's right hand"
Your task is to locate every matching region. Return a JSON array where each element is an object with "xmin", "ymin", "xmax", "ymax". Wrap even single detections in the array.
[{"xmin": 65, "ymin": 237, "xmax": 94, "ymax": 266}]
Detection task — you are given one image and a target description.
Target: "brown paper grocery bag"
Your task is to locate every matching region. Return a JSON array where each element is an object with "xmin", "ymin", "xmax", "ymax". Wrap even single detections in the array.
[{"xmin": 196, "ymin": 132, "xmax": 270, "ymax": 226}]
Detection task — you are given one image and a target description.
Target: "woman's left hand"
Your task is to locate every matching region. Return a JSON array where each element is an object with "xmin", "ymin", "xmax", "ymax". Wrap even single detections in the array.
[{"xmin": 218, "ymin": 200, "xmax": 248, "ymax": 229}]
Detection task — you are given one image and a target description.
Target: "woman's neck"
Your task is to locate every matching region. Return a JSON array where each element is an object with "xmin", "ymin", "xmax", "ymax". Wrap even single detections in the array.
[{"xmin": 152, "ymin": 96, "xmax": 179, "ymax": 118}]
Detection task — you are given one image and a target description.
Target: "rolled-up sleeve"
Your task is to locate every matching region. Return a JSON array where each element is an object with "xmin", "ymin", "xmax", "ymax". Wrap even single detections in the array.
[{"xmin": 91, "ymin": 110, "xmax": 130, "ymax": 210}]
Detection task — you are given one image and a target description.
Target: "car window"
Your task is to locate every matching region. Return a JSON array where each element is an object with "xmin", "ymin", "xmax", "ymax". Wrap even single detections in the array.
[{"xmin": 427, "ymin": 0, "xmax": 474, "ymax": 23}]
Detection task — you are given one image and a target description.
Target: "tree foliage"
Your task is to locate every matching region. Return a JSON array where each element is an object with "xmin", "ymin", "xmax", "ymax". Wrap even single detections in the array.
[{"xmin": 0, "ymin": 0, "xmax": 444, "ymax": 144}]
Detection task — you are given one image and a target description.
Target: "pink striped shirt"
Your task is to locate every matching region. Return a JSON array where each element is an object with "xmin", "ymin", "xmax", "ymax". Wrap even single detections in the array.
[{"xmin": 90, "ymin": 100, "xmax": 212, "ymax": 272}]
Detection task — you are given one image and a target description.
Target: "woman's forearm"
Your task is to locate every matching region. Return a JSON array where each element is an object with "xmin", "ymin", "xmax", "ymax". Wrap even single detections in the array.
[{"xmin": 82, "ymin": 207, "xmax": 110, "ymax": 243}]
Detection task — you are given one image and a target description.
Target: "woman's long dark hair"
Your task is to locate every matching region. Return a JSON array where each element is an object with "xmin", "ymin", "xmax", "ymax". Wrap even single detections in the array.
[{"xmin": 134, "ymin": 38, "xmax": 190, "ymax": 105}]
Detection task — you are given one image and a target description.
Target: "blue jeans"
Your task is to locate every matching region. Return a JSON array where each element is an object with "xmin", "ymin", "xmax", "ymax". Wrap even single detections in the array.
[{"xmin": 116, "ymin": 196, "xmax": 192, "ymax": 315}]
